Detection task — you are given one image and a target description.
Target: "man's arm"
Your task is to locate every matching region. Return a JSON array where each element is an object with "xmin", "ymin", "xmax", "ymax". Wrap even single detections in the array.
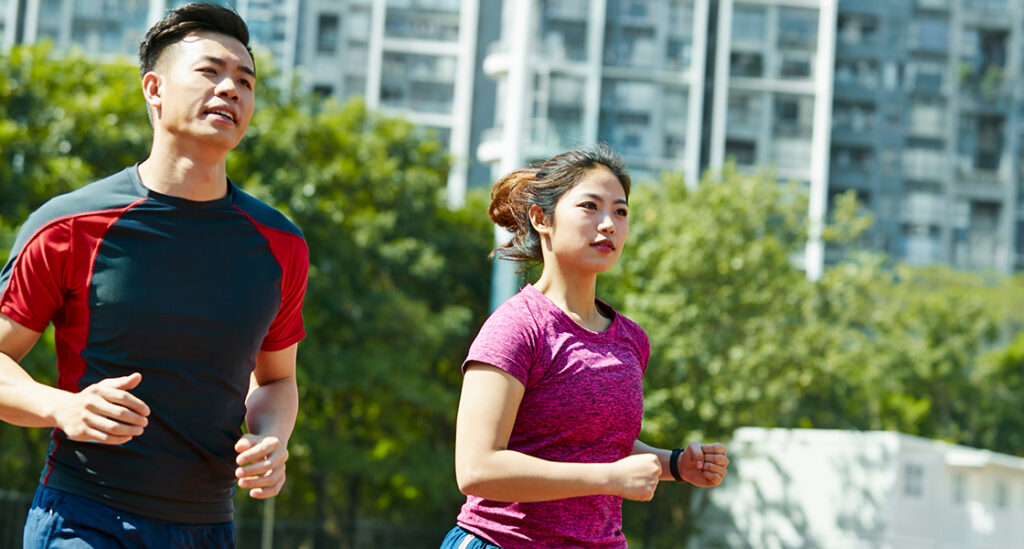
[
  {"xmin": 0, "ymin": 312, "xmax": 149, "ymax": 443},
  {"xmin": 235, "ymin": 342, "xmax": 299, "ymax": 499}
]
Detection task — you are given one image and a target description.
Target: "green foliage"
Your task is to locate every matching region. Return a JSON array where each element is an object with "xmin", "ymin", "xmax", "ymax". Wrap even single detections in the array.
[
  {"xmin": 602, "ymin": 166, "xmax": 1021, "ymax": 546},
  {"xmin": 0, "ymin": 43, "xmax": 149, "ymax": 232},
  {"xmin": 0, "ymin": 43, "xmax": 149, "ymax": 493},
  {"xmin": 3, "ymin": 41, "xmax": 1024, "ymax": 549},
  {"xmin": 0, "ymin": 44, "xmax": 492, "ymax": 543},
  {"xmin": 227, "ymin": 93, "xmax": 493, "ymax": 538}
]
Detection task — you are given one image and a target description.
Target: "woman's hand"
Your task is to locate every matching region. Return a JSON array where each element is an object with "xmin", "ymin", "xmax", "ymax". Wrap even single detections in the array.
[
  {"xmin": 677, "ymin": 441, "xmax": 729, "ymax": 487},
  {"xmin": 610, "ymin": 453, "xmax": 662, "ymax": 501}
]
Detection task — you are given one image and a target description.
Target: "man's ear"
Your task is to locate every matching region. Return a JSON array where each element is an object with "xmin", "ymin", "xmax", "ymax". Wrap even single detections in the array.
[
  {"xmin": 529, "ymin": 204, "xmax": 550, "ymax": 235},
  {"xmin": 141, "ymin": 71, "xmax": 163, "ymax": 113}
]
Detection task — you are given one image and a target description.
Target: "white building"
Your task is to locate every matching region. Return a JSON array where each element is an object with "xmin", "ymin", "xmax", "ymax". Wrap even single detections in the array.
[
  {"xmin": 708, "ymin": 0, "xmax": 836, "ymax": 279},
  {"xmin": 695, "ymin": 427, "xmax": 1024, "ymax": 548},
  {"xmin": 477, "ymin": 0, "xmax": 710, "ymax": 189}
]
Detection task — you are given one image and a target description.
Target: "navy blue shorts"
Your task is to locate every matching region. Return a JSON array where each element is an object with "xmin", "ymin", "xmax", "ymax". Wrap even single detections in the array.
[
  {"xmin": 440, "ymin": 525, "xmax": 502, "ymax": 549},
  {"xmin": 23, "ymin": 485, "xmax": 235, "ymax": 548}
]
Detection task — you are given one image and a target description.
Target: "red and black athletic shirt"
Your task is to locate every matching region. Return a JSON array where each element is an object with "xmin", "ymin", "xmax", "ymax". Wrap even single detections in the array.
[{"xmin": 0, "ymin": 165, "xmax": 309, "ymax": 523}]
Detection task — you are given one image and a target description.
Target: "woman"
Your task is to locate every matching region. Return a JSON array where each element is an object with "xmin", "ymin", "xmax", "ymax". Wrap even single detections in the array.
[{"xmin": 441, "ymin": 145, "xmax": 729, "ymax": 549}]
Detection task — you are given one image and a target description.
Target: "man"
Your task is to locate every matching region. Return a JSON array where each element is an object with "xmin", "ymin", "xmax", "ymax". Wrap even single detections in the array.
[{"xmin": 0, "ymin": 4, "xmax": 308, "ymax": 547}]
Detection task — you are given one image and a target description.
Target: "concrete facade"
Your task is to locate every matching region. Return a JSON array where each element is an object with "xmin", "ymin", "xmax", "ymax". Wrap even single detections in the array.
[{"xmin": 696, "ymin": 428, "xmax": 1024, "ymax": 548}]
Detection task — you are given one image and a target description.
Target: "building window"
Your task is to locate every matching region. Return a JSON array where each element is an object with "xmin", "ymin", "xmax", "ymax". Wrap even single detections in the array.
[
  {"xmin": 773, "ymin": 94, "xmax": 814, "ymax": 139},
  {"xmin": 911, "ymin": 18, "xmax": 948, "ymax": 53},
  {"xmin": 904, "ymin": 463, "xmax": 924, "ymax": 497},
  {"xmin": 777, "ymin": 7, "xmax": 818, "ymax": 50},
  {"xmin": 952, "ymin": 473, "xmax": 965, "ymax": 504},
  {"xmin": 317, "ymin": 13, "xmax": 340, "ymax": 55},
  {"xmin": 731, "ymin": 52, "xmax": 764, "ymax": 78},
  {"xmin": 725, "ymin": 139, "xmax": 756, "ymax": 165},
  {"xmin": 837, "ymin": 13, "xmax": 879, "ymax": 46},
  {"xmin": 833, "ymin": 101, "xmax": 876, "ymax": 132},
  {"xmin": 996, "ymin": 481, "xmax": 1009, "ymax": 509},
  {"xmin": 732, "ymin": 6, "xmax": 766, "ymax": 44},
  {"xmin": 779, "ymin": 53, "xmax": 813, "ymax": 79}
]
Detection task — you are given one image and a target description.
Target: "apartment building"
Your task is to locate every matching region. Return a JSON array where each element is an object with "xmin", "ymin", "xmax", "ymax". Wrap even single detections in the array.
[
  {"xmin": 477, "ymin": 0, "xmax": 709, "ymax": 189},
  {"xmin": 0, "ymin": 0, "xmax": 481, "ymax": 206},
  {"xmin": 822, "ymin": 0, "xmax": 1022, "ymax": 273},
  {"xmin": 708, "ymin": 0, "xmax": 836, "ymax": 277},
  {"xmin": 2, "ymin": 0, "xmax": 1022, "ymax": 273}
]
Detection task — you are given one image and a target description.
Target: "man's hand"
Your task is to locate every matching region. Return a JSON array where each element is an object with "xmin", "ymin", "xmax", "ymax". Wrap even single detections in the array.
[
  {"xmin": 235, "ymin": 433, "xmax": 289, "ymax": 498},
  {"xmin": 53, "ymin": 372, "xmax": 149, "ymax": 445},
  {"xmin": 678, "ymin": 441, "xmax": 729, "ymax": 487}
]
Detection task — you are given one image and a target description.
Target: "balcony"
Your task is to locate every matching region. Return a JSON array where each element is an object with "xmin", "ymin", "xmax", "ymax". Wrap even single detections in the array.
[
  {"xmin": 959, "ymin": 66, "xmax": 1011, "ymax": 109},
  {"xmin": 915, "ymin": 0, "xmax": 949, "ymax": 10},
  {"xmin": 900, "ymin": 235, "xmax": 944, "ymax": 266},
  {"xmin": 384, "ymin": 10, "xmax": 459, "ymax": 42},
  {"xmin": 903, "ymin": 150, "xmax": 949, "ymax": 181},
  {"xmin": 545, "ymin": 1, "xmax": 588, "ymax": 22},
  {"xmin": 482, "ymin": 41, "xmax": 510, "ymax": 76},
  {"xmin": 477, "ymin": 127, "xmax": 505, "ymax": 163},
  {"xmin": 900, "ymin": 192, "xmax": 946, "ymax": 226},
  {"xmin": 962, "ymin": 0, "xmax": 1006, "ymax": 14}
]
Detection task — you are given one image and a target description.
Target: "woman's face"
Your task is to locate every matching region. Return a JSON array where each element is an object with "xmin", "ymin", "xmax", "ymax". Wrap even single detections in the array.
[{"xmin": 536, "ymin": 165, "xmax": 629, "ymax": 275}]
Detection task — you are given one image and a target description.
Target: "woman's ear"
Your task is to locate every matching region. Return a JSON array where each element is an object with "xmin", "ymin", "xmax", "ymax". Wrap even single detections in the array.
[{"xmin": 529, "ymin": 204, "xmax": 550, "ymax": 235}]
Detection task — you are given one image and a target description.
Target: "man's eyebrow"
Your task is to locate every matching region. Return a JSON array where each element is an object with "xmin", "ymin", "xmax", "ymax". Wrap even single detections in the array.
[{"xmin": 202, "ymin": 55, "xmax": 256, "ymax": 78}]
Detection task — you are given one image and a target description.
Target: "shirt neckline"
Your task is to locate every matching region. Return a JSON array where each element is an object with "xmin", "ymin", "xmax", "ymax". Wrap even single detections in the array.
[
  {"xmin": 523, "ymin": 283, "xmax": 619, "ymax": 337},
  {"xmin": 129, "ymin": 163, "xmax": 234, "ymax": 210}
]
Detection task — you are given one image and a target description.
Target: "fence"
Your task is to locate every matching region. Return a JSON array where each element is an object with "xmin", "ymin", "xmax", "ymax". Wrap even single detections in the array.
[
  {"xmin": 0, "ymin": 490, "xmax": 32, "ymax": 549},
  {"xmin": 1, "ymin": 490, "xmax": 439, "ymax": 549}
]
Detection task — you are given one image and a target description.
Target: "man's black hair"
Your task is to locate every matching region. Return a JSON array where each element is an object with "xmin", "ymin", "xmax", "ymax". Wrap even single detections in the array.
[{"xmin": 138, "ymin": 2, "xmax": 253, "ymax": 77}]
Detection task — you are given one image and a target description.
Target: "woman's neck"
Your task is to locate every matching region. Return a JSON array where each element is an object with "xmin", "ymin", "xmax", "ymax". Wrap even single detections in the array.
[{"xmin": 533, "ymin": 267, "xmax": 610, "ymax": 332}]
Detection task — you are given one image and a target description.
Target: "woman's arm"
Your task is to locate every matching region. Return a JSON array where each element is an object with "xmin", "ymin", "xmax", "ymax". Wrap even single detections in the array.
[
  {"xmin": 455, "ymin": 362, "xmax": 662, "ymax": 502},
  {"xmin": 632, "ymin": 439, "xmax": 729, "ymax": 487}
]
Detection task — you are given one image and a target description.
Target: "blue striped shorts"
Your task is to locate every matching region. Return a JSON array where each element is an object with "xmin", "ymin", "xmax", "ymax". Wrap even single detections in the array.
[{"xmin": 441, "ymin": 525, "xmax": 502, "ymax": 549}]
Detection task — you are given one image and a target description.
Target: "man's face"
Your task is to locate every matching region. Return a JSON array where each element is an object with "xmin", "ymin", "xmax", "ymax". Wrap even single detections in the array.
[{"xmin": 146, "ymin": 31, "xmax": 255, "ymax": 151}]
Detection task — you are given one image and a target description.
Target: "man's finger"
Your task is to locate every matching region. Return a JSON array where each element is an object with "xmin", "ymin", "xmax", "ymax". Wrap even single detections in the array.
[
  {"xmin": 94, "ymin": 379, "xmax": 150, "ymax": 417},
  {"xmin": 85, "ymin": 399, "xmax": 149, "ymax": 427},
  {"xmin": 236, "ymin": 437, "xmax": 281, "ymax": 464},
  {"xmin": 248, "ymin": 475, "xmax": 285, "ymax": 499},
  {"xmin": 82, "ymin": 413, "xmax": 145, "ymax": 437},
  {"xmin": 100, "ymin": 372, "xmax": 143, "ymax": 391},
  {"xmin": 236, "ymin": 457, "xmax": 278, "ymax": 479}
]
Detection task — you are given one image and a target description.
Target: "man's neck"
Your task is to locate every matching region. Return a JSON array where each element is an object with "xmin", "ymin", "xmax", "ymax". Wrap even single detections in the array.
[{"xmin": 137, "ymin": 139, "xmax": 230, "ymax": 202}]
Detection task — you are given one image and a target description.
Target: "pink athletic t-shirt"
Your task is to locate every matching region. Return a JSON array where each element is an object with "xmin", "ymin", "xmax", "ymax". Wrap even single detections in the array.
[{"xmin": 457, "ymin": 284, "xmax": 650, "ymax": 549}]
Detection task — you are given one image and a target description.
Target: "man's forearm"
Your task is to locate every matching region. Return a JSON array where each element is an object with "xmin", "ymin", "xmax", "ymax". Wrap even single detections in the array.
[{"xmin": 244, "ymin": 375, "xmax": 298, "ymax": 440}]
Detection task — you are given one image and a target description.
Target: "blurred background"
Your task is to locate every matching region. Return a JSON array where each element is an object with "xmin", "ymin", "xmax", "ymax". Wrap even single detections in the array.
[{"xmin": 1, "ymin": 0, "xmax": 1024, "ymax": 547}]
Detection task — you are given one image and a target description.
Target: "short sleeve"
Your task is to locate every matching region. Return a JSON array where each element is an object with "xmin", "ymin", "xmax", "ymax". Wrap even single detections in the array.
[
  {"xmin": 259, "ymin": 234, "xmax": 309, "ymax": 351},
  {"xmin": 637, "ymin": 327, "xmax": 651, "ymax": 374},
  {"xmin": 0, "ymin": 219, "xmax": 71, "ymax": 332},
  {"xmin": 463, "ymin": 295, "xmax": 539, "ymax": 387}
]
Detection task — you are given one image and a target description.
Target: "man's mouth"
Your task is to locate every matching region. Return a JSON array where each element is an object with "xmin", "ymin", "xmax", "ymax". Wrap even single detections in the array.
[{"xmin": 206, "ymin": 108, "xmax": 236, "ymax": 123}]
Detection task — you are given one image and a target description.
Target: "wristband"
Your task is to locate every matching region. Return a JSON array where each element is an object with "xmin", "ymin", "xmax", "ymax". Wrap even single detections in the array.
[{"xmin": 669, "ymin": 448, "xmax": 684, "ymax": 482}]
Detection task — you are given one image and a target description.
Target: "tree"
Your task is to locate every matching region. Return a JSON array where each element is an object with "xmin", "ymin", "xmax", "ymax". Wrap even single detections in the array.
[
  {"xmin": 0, "ymin": 43, "xmax": 151, "ymax": 494},
  {"xmin": 0, "ymin": 43, "xmax": 494, "ymax": 546},
  {"xmin": 227, "ymin": 93, "xmax": 493, "ymax": 545},
  {"xmin": 600, "ymin": 166, "xmax": 1019, "ymax": 547}
]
